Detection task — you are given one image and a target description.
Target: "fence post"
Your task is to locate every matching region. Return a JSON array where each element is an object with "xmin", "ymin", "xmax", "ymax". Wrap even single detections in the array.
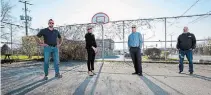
[
  {"xmin": 10, "ymin": 24, "xmax": 13, "ymax": 55},
  {"xmin": 164, "ymin": 18, "xmax": 167, "ymax": 60},
  {"xmin": 123, "ymin": 21, "xmax": 125, "ymax": 61}
]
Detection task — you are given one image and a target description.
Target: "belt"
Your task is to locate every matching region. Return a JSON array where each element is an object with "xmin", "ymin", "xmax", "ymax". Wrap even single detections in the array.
[
  {"xmin": 48, "ymin": 44, "xmax": 57, "ymax": 47},
  {"xmin": 130, "ymin": 47, "xmax": 139, "ymax": 48}
]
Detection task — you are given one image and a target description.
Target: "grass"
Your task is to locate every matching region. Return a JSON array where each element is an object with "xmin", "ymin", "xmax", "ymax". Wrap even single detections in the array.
[
  {"xmin": 1, "ymin": 55, "xmax": 43, "ymax": 60},
  {"xmin": 142, "ymin": 56, "xmax": 148, "ymax": 61}
]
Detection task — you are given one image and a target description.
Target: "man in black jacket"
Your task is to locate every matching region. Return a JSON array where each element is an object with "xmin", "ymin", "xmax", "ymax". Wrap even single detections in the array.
[
  {"xmin": 85, "ymin": 26, "xmax": 97, "ymax": 76},
  {"xmin": 176, "ymin": 26, "xmax": 196, "ymax": 74}
]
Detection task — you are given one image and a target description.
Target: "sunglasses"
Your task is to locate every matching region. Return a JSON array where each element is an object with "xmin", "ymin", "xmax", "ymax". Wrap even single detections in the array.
[
  {"xmin": 87, "ymin": 28, "xmax": 92, "ymax": 30},
  {"xmin": 132, "ymin": 27, "xmax": 136, "ymax": 28},
  {"xmin": 49, "ymin": 22, "xmax": 54, "ymax": 24}
]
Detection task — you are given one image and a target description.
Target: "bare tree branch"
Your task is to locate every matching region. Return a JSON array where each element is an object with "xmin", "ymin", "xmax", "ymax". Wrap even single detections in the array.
[{"xmin": 1, "ymin": 0, "xmax": 13, "ymax": 22}]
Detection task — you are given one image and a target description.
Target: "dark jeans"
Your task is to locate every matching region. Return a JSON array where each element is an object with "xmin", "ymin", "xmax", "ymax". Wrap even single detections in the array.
[
  {"xmin": 179, "ymin": 50, "xmax": 193, "ymax": 72},
  {"xmin": 130, "ymin": 47, "xmax": 142, "ymax": 74},
  {"xmin": 87, "ymin": 48, "xmax": 95, "ymax": 71}
]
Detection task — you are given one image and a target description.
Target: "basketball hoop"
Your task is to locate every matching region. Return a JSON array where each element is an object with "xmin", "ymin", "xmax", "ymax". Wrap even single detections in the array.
[
  {"xmin": 91, "ymin": 12, "xmax": 109, "ymax": 64},
  {"xmin": 92, "ymin": 12, "xmax": 109, "ymax": 24}
]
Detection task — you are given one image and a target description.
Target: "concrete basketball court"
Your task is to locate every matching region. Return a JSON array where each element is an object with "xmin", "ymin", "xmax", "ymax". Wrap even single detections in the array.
[{"xmin": 1, "ymin": 61, "xmax": 211, "ymax": 95}]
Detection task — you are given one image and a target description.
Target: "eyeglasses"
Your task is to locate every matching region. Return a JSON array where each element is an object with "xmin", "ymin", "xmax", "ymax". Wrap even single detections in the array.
[{"xmin": 132, "ymin": 27, "xmax": 136, "ymax": 28}]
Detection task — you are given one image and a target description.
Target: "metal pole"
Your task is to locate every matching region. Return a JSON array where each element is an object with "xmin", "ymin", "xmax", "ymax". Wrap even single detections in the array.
[
  {"xmin": 143, "ymin": 34, "xmax": 145, "ymax": 53},
  {"xmin": 24, "ymin": 1, "xmax": 28, "ymax": 36},
  {"xmin": 170, "ymin": 35, "xmax": 172, "ymax": 57},
  {"xmin": 10, "ymin": 24, "xmax": 13, "ymax": 54},
  {"xmin": 37, "ymin": 28, "xmax": 40, "ymax": 59},
  {"xmin": 164, "ymin": 18, "xmax": 167, "ymax": 60},
  {"xmin": 171, "ymin": 35, "xmax": 172, "ymax": 50},
  {"xmin": 102, "ymin": 24, "xmax": 104, "ymax": 64},
  {"xmin": 123, "ymin": 21, "xmax": 125, "ymax": 61}
]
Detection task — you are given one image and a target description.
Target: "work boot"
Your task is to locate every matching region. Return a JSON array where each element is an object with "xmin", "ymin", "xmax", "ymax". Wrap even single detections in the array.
[
  {"xmin": 43, "ymin": 76, "xmax": 48, "ymax": 80},
  {"xmin": 55, "ymin": 73, "xmax": 62, "ymax": 78}
]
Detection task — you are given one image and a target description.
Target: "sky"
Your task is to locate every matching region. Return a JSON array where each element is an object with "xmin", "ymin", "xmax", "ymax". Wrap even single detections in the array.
[{"xmin": 1, "ymin": 0, "xmax": 211, "ymax": 50}]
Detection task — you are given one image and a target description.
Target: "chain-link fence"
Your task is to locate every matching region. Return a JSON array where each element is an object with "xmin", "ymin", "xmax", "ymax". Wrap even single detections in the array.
[
  {"xmin": 1, "ymin": 14, "xmax": 211, "ymax": 62},
  {"xmin": 1, "ymin": 22, "xmax": 40, "ymax": 61}
]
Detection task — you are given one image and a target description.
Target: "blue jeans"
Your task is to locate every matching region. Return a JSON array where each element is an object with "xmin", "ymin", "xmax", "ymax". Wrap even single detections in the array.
[
  {"xmin": 44, "ymin": 46, "xmax": 60, "ymax": 76},
  {"xmin": 179, "ymin": 50, "xmax": 193, "ymax": 72}
]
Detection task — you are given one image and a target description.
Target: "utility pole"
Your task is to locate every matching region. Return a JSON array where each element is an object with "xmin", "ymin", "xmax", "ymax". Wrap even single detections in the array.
[{"xmin": 19, "ymin": 0, "xmax": 32, "ymax": 36}]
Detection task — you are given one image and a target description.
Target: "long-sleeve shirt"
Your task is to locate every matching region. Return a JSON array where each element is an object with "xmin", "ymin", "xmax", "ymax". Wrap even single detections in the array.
[
  {"xmin": 128, "ymin": 32, "xmax": 143, "ymax": 49},
  {"xmin": 176, "ymin": 32, "xmax": 196, "ymax": 50},
  {"xmin": 85, "ymin": 33, "xmax": 97, "ymax": 49}
]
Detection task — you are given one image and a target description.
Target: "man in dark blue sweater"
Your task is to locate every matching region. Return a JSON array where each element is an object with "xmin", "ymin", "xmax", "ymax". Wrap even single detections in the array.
[{"xmin": 177, "ymin": 26, "xmax": 196, "ymax": 74}]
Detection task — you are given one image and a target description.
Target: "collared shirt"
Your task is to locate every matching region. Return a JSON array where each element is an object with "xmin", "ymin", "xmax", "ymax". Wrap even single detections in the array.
[
  {"xmin": 128, "ymin": 32, "xmax": 143, "ymax": 49},
  {"xmin": 37, "ymin": 28, "xmax": 61, "ymax": 45}
]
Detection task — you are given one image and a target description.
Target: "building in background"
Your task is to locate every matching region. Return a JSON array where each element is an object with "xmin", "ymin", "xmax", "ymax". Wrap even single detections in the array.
[{"xmin": 95, "ymin": 39, "xmax": 115, "ymax": 58}]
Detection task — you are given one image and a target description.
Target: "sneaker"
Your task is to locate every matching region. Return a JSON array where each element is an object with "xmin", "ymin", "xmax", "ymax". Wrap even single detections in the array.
[
  {"xmin": 55, "ymin": 73, "xmax": 62, "ymax": 78},
  {"xmin": 88, "ymin": 71, "xmax": 93, "ymax": 76},
  {"xmin": 43, "ymin": 76, "xmax": 48, "ymax": 80},
  {"xmin": 179, "ymin": 71, "xmax": 182, "ymax": 74},
  {"xmin": 190, "ymin": 72, "xmax": 193, "ymax": 75},
  {"xmin": 91, "ymin": 70, "xmax": 96, "ymax": 75}
]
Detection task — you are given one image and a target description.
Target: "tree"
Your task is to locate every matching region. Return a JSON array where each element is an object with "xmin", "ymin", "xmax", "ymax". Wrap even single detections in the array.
[
  {"xmin": 1, "ymin": 0, "xmax": 14, "ymax": 43},
  {"xmin": 1, "ymin": 0, "xmax": 13, "ymax": 22},
  {"xmin": 22, "ymin": 36, "xmax": 39, "ymax": 58}
]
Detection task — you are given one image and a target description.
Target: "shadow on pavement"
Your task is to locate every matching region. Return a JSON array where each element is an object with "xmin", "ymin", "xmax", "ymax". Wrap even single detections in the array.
[
  {"xmin": 141, "ymin": 76, "xmax": 169, "ymax": 95},
  {"xmin": 3, "ymin": 61, "xmax": 86, "ymax": 95},
  {"xmin": 96, "ymin": 55, "xmax": 119, "ymax": 59},
  {"xmin": 144, "ymin": 73, "xmax": 185, "ymax": 95},
  {"xmin": 73, "ymin": 76, "xmax": 93, "ymax": 95},
  {"xmin": 186, "ymin": 74, "xmax": 211, "ymax": 81},
  {"xmin": 146, "ymin": 74, "xmax": 192, "ymax": 78},
  {"xmin": 48, "ymin": 61, "xmax": 86, "ymax": 75},
  {"xmin": 100, "ymin": 72, "xmax": 133, "ymax": 75},
  {"xmin": 5, "ymin": 78, "xmax": 56, "ymax": 95},
  {"xmin": 62, "ymin": 70, "xmax": 133, "ymax": 76},
  {"xmin": 1, "ymin": 63, "xmax": 42, "ymax": 68}
]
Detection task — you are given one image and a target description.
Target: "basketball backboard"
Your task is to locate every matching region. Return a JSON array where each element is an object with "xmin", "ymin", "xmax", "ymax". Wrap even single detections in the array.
[{"xmin": 92, "ymin": 12, "xmax": 109, "ymax": 24}]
